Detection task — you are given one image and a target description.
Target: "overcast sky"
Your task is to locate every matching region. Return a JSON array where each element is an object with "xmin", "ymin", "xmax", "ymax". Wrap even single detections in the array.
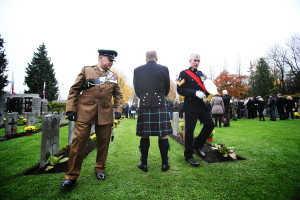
[{"xmin": 1, "ymin": 0, "xmax": 300, "ymax": 100}]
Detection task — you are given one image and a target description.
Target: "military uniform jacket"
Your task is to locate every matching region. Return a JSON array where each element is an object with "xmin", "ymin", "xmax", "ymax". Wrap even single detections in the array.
[
  {"xmin": 133, "ymin": 61, "xmax": 170, "ymax": 108},
  {"xmin": 66, "ymin": 65, "xmax": 123, "ymax": 125},
  {"xmin": 177, "ymin": 67, "xmax": 208, "ymax": 113}
]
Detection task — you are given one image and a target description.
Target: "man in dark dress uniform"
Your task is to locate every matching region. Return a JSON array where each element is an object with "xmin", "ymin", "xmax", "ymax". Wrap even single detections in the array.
[
  {"xmin": 133, "ymin": 50, "xmax": 172, "ymax": 172},
  {"xmin": 177, "ymin": 54, "xmax": 215, "ymax": 167}
]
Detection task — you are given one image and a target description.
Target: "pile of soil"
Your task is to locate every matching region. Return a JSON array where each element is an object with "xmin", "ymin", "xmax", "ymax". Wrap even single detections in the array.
[
  {"xmin": 23, "ymin": 139, "xmax": 96, "ymax": 175},
  {"xmin": 168, "ymin": 134, "xmax": 245, "ymax": 163}
]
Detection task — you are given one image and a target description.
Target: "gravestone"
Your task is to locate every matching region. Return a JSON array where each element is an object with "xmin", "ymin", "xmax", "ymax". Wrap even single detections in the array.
[
  {"xmin": 5, "ymin": 112, "xmax": 18, "ymax": 137},
  {"xmin": 32, "ymin": 97, "xmax": 41, "ymax": 117},
  {"xmin": 0, "ymin": 111, "xmax": 3, "ymax": 126},
  {"xmin": 91, "ymin": 124, "xmax": 95, "ymax": 134},
  {"xmin": 40, "ymin": 114, "xmax": 60, "ymax": 168},
  {"xmin": 27, "ymin": 112, "xmax": 36, "ymax": 126},
  {"xmin": 60, "ymin": 112, "xmax": 66, "ymax": 124},
  {"xmin": 68, "ymin": 121, "xmax": 75, "ymax": 144},
  {"xmin": 172, "ymin": 112, "xmax": 179, "ymax": 136}
]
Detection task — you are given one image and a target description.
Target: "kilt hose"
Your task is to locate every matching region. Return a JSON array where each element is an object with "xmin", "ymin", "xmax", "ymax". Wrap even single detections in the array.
[
  {"xmin": 65, "ymin": 121, "xmax": 112, "ymax": 181},
  {"xmin": 136, "ymin": 100, "xmax": 173, "ymax": 137}
]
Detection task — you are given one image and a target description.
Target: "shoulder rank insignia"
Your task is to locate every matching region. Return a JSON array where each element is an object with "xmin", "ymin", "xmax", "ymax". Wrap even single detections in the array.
[{"xmin": 177, "ymin": 78, "xmax": 185, "ymax": 86}]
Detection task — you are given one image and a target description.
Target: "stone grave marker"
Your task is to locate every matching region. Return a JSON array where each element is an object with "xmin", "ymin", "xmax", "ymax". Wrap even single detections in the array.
[
  {"xmin": 68, "ymin": 121, "xmax": 75, "ymax": 144},
  {"xmin": 5, "ymin": 112, "xmax": 18, "ymax": 137},
  {"xmin": 40, "ymin": 114, "xmax": 60, "ymax": 168},
  {"xmin": 60, "ymin": 112, "xmax": 66, "ymax": 124},
  {"xmin": 27, "ymin": 113, "xmax": 36, "ymax": 126},
  {"xmin": 172, "ymin": 112, "xmax": 179, "ymax": 136}
]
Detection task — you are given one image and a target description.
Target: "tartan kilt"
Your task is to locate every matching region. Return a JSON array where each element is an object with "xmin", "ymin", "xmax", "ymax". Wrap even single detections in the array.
[{"xmin": 136, "ymin": 100, "xmax": 173, "ymax": 137}]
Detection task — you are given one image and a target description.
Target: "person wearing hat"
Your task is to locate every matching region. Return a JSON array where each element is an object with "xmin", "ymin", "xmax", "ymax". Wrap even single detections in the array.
[
  {"xmin": 133, "ymin": 50, "xmax": 172, "ymax": 172},
  {"xmin": 255, "ymin": 96, "xmax": 265, "ymax": 121},
  {"xmin": 177, "ymin": 53, "xmax": 215, "ymax": 167},
  {"xmin": 60, "ymin": 49, "xmax": 123, "ymax": 189}
]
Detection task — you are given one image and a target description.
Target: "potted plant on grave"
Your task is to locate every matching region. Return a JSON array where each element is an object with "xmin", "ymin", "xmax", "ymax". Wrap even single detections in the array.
[
  {"xmin": 114, "ymin": 120, "xmax": 118, "ymax": 128},
  {"xmin": 207, "ymin": 130, "xmax": 215, "ymax": 143},
  {"xmin": 23, "ymin": 118, "xmax": 27, "ymax": 125},
  {"xmin": 24, "ymin": 126, "xmax": 36, "ymax": 136},
  {"xmin": 179, "ymin": 122, "xmax": 184, "ymax": 138},
  {"xmin": 45, "ymin": 152, "xmax": 69, "ymax": 171}
]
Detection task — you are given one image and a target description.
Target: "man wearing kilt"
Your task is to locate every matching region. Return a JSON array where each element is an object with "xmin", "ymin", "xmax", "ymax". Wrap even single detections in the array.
[
  {"xmin": 177, "ymin": 54, "xmax": 215, "ymax": 167},
  {"xmin": 133, "ymin": 50, "xmax": 173, "ymax": 172}
]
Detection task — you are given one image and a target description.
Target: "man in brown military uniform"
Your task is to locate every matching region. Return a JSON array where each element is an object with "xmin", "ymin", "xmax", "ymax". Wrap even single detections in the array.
[{"xmin": 61, "ymin": 49, "xmax": 123, "ymax": 189}]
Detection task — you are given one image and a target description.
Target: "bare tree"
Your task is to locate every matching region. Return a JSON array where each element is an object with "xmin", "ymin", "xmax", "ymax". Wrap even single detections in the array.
[
  {"xmin": 268, "ymin": 45, "xmax": 287, "ymax": 94},
  {"xmin": 208, "ymin": 65, "xmax": 215, "ymax": 80},
  {"xmin": 236, "ymin": 53, "xmax": 242, "ymax": 76},
  {"xmin": 284, "ymin": 34, "xmax": 300, "ymax": 80}
]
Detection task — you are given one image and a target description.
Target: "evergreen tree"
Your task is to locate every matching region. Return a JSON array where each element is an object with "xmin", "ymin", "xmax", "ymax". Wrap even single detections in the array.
[
  {"xmin": 252, "ymin": 58, "xmax": 274, "ymax": 98},
  {"xmin": 0, "ymin": 34, "xmax": 9, "ymax": 96},
  {"xmin": 24, "ymin": 43, "xmax": 58, "ymax": 101}
]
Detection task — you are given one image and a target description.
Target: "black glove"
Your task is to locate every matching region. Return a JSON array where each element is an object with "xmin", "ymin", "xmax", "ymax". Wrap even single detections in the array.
[
  {"xmin": 67, "ymin": 111, "xmax": 77, "ymax": 121},
  {"xmin": 115, "ymin": 112, "xmax": 121, "ymax": 120}
]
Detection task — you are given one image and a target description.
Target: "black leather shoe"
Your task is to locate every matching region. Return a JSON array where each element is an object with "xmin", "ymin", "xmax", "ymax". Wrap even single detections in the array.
[
  {"xmin": 195, "ymin": 149, "xmax": 206, "ymax": 157},
  {"xmin": 186, "ymin": 158, "xmax": 200, "ymax": 167},
  {"xmin": 96, "ymin": 172, "xmax": 106, "ymax": 180},
  {"xmin": 137, "ymin": 162, "xmax": 148, "ymax": 172},
  {"xmin": 162, "ymin": 164, "xmax": 170, "ymax": 172},
  {"xmin": 60, "ymin": 179, "xmax": 76, "ymax": 189}
]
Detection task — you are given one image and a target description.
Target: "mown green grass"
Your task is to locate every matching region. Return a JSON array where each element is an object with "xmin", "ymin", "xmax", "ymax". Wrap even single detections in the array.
[{"xmin": 0, "ymin": 118, "xmax": 299, "ymax": 200}]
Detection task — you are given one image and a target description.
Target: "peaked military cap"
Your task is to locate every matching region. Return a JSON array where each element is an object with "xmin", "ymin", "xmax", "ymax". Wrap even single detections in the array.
[{"xmin": 98, "ymin": 49, "xmax": 118, "ymax": 61}]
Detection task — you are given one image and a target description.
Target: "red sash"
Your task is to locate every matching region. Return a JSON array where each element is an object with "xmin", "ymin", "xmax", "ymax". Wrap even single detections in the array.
[{"xmin": 185, "ymin": 69, "xmax": 207, "ymax": 93}]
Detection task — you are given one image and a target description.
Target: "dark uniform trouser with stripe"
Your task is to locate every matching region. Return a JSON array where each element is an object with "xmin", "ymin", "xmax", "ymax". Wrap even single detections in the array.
[
  {"xmin": 184, "ymin": 111, "xmax": 214, "ymax": 159},
  {"xmin": 65, "ymin": 121, "xmax": 111, "ymax": 181}
]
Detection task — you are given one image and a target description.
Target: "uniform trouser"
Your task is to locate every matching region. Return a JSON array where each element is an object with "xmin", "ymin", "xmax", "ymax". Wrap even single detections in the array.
[
  {"xmin": 65, "ymin": 121, "xmax": 111, "ymax": 181},
  {"xmin": 184, "ymin": 111, "xmax": 214, "ymax": 159}
]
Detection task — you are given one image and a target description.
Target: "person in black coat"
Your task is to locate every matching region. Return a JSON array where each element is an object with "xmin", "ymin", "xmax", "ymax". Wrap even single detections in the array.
[
  {"xmin": 179, "ymin": 100, "xmax": 184, "ymax": 118},
  {"xmin": 222, "ymin": 90, "xmax": 231, "ymax": 126},
  {"xmin": 177, "ymin": 53, "xmax": 214, "ymax": 167},
  {"xmin": 276, "ymin": 93, "xmax": 287, "ymax": 120},
  {"xmin": 133, "ymin": 50, "xmax": 172, "ymax": 172},
  {"xmin": 268, "ymin": 94, "xmax": 276, "ymax": 121},
  {"xmin": 167, "ymin": 98, "xmax": 174, "ymax": 120},
  {"xmin": 286, "ymin": 96, "xmax": 295, "ymax": 119},
  {"xmin": 247, "ymin": 97, "xmax": 256, "ymax": 119}
]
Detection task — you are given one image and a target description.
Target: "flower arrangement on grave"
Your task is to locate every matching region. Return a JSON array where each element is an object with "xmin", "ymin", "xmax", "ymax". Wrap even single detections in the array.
[
  {"xmin": 24, "ymin": 126, "xmax": 36, "ymax": 136},
  {"xmin": 23, "ymin": 118, "xmax": 27, "ymax": 125},
  {"xmin": 114, "ymin": 120, "xmax": 118, "ymax": 128},
  {"xmin": 118, "ymin": 119, "xmax": 121, "ymax": 124},
  {"xmin": 179, "ymin": 122, "xmax": 184, "ymax": 138},
  {"xmin": 207, "ymin": 130, "xmax": 215, "ymax": 143},
  {"xmin": 212, "ymin": 143, "xmax": 237, "ymax": 160},
  {"xmin": 45, "ymin": 152, "xmax": 69, "ymax": 171},
  {"xmin": 90, "ymin": 134, "xmax": 97, "ymax": 144},
  {"xmin": 3, "ymin": 118, "xmax": 6, "ymax": 122}
]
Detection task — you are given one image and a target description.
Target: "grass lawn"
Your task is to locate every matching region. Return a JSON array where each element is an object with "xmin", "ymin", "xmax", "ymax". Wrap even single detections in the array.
[{"xmin": 0, "ymin": 118, "xmax": 299, "ymax": 200}]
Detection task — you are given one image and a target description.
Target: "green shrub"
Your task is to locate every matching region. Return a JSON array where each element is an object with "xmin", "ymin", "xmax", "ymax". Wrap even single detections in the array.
[{"xmin": 48, "ymin": 102, "xmax": 66, "ymax": 112}]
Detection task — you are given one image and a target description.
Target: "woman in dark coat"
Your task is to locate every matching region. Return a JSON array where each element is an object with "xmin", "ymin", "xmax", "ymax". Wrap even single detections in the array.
[{"xmin": 211, "ymin": 92, "xmax": 225, "ymax": 127}]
